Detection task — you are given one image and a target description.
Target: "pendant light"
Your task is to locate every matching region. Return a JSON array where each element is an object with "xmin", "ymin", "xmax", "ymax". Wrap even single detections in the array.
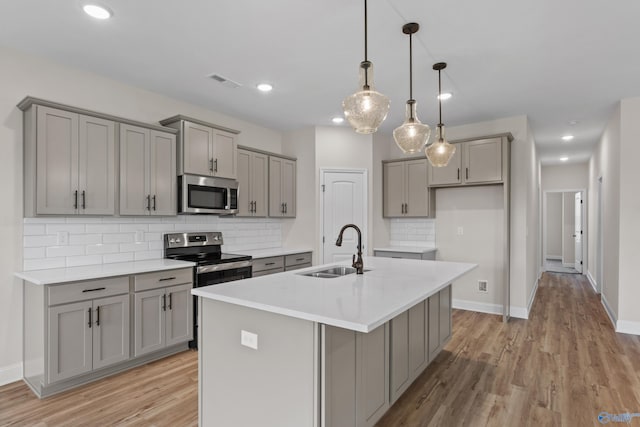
[
  {"xmin": 425, "ymin": 62, "xmax": 456, "ymax": 167},
  {"xmin": 342, "ymin": 0, "xmax": 390, "ymax": 134},
  {"xmin": 393, "ymin": 23, "xmax": 431, "ymax": 154}
]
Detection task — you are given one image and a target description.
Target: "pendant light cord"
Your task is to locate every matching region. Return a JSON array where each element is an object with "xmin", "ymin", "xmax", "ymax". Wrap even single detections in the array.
[
  {"xmin": 409, "ymin": 32, "xmax": 413, "ymax": 101},
  {"xmin": 438, "ymin": 68, "xmax": 443, "ymax": 128},
  {"xmin": 364, "ymin": 0, "xmax": 368, "ymax": 62}
]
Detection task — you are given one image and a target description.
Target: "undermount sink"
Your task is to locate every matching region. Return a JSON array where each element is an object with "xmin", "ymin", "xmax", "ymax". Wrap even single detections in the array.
[{"xmin": 298, "ymin": 266, "xmax": 369, "ymax": 279}]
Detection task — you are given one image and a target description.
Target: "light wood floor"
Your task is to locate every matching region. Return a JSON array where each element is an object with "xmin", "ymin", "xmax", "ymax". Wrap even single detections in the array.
[{"xmin": 1, "ymin": 272, "xmax": 639, "ymax": 426}]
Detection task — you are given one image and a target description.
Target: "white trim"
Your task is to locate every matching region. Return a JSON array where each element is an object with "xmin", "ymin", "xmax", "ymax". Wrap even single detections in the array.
[
  {"xmin": 545, "ymin": 255, "xmax": 562, "ymax": 260},
  {"xmin": 586, "ymin": 270, "xmax": 599, "ymax": 294},
  {"xmin": 617, "ymin": 320, "xmax": 640, "ymax": 336},
  {"xmin": 0, "ymin": 362, "xmax": 22, "ymax": 387},
  {"xmin": 562, "ymin": 262, "xmax": 575, "ymax": 268},
  {"xmin": 601, "ymin": 294, "xmax": 617, "ymax": 329},
  {"xmin": 319, "ymin": 168, "xmax": 368, "ymax": 265},
  {"xmin": 452, "ymin": 299, "xmax": 502, "ymax": 315},
  {"xmin": 510, "ymin": 306, "xmax": 529, "ymax": 319}
]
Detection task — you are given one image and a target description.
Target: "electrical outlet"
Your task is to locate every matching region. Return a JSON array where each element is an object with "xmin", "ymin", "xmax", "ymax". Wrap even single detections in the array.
[
  {"xmin": 135, "ymin": 230, "xmax": 144, "ymax": 243},
  {"xmin": 56, "ymin": 231, "xmax": 69, "ymax": 246},
  {"xmin": 457, "ymin": 226, "xmax": 464, "ymax": 236},
  {"xmin": 241, "ymin": 330, "xmax": 258, "ymax": 350},
  {"xmin": 478, "ymin": 280, "xmax": 488, "ymax": 293}
]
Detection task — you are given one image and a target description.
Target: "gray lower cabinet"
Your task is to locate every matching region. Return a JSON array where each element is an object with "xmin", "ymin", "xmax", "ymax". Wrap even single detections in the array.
[
  {"xmin": 374, "ymin": 249, "xmax": 436, "ymax": 261},
  {"xmin": 134, "ymin": 282, "xmax": 193, "ymax": 357},
  {"xmin": 284, "ymin": 252, "xmax": 312, "ymax": 271},
  {"xmin": 252, "ymin": 252, "xmax": 312, "ymax": 277}
]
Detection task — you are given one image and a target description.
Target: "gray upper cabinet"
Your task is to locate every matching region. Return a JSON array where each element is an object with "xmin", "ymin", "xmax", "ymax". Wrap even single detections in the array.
[
  {"xmin": 269, "ymin": 156, "xmax": 296, "ymax": 217},
  {"xmin": 119, "ymin": 124, "xmax": 176, "ymax": 216},
  {"xmin": 429, "ymin": 136, "xmax": 504, "ymax": 187},
  {"xmin": 160, "ymin": 116, "xmax": 239, "ymax": 179},
  {"xmin": 383, "ymin": 159, "xmax": 433, "ymax": 218},
  {"xmin": 237, "ymin": 148, "xmax": 269, "ymax": 217},
  {"xmin": 31, "ymin": 106, "xmax": 115, "ymax": 215}
]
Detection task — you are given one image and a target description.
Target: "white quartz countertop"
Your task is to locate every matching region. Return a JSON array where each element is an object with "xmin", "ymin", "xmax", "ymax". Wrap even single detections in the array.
[
  {"xmin": 15, "ymin": 259, "xmax": 196, "ymax": 286},
  {"xmin": 373, "ymin": 246, "xmax": 437, "ymax": 254},
  {"xmin": 238, "ymin": 247, "xmax": 313, "ymax": 259},
  {"xmin": 193, "ymin": 257, "xmax": 476, "ymax": 333}
]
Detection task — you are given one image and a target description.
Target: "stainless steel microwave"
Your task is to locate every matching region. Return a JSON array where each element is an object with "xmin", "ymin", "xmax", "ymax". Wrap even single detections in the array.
[{"xmin": 178, "ymin": 174, "xmax": 238, "ymax": 215}]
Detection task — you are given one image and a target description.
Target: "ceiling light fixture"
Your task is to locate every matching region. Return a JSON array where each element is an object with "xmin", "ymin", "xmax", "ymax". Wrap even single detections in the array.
[
  {"xmin": 560, "ymin": 157, "xmax": 569, "ymax": 162},
  {"xmin": 393, "ymin": 23, "xmax": 430, "ymax": 154},
  {"xmin": 257, "ymin": 83, "xmax": 273, "ymax": 92},
  {"xmin": 342, "ymin": 0, "xmax": 390, "ymax": 134},
  {"xmin": 562, "ymin": 135, "xmax": 574, "ymax": 141},
  {"xmin": 438, "ymin": 92, "xmax": 452, "ymax": 100},
  {"xmin": 83, "ymin": 4, "xmax": 112, "ymax": 20},
  {"xmin": 332, "ymin": 117, "xmax": 344, "ymax": 124},
  {"xmin": 426, "ymin": 62, "xmax": 456, "ymax": 167}
]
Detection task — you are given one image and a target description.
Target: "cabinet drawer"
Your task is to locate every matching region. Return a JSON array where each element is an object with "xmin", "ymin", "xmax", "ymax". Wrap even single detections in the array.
[
  {"xmin": 134, "ymin": 268, "xmax": 193, "ymax": 292},
  {"xmin": 285, "ymin": 252, "xmax": 312, "ymax": 267},
  {"xmin": 284, "ymin": 263, "xmax": 312, "ymax": 272},
  {"xmin": 252, "ymin": 267, "xmax": 285, "ymax": 277},
  {"xmin": 252, "ymin": 256, "xmax": 284, "ymax": 272},
  {"xmin": 48, "ymin": 277, "xmax": 129, "ymax": 306},
  {"xmin": 374, "ymin": 251, "xmax": 423, "ymax": 260}
]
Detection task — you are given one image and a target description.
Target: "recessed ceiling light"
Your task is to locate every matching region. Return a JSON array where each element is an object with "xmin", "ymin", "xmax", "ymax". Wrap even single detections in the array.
[
  {"xmin": 560, "ymin": 157, "xmax": 569, "ymax": 162},
  {"xmin": 437, "ymin": 92, "xmax": 452, "ymax": 100},
  {"xmin": 83, "ymin": 4, "xmax": 112, "ymax": 20},
  {"xmin": 256, "ymin": 83, "xmax": 273, "ymax": 92},
  {"xmin": 562, "ymin": 135, "xmax": 574, "ymax": 141},
  {"xmin": 332, "ymin": 117, "xmax": 344, "ymax": 124},
  {"xmin": 569, "ymin": 120, "xmax": 579, "ymax": 125}
]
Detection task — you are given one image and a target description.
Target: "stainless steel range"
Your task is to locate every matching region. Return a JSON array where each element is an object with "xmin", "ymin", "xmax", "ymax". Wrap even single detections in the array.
[{"xmin": 164, "ymin": 231, "xmax": 252, "ymax": 348}]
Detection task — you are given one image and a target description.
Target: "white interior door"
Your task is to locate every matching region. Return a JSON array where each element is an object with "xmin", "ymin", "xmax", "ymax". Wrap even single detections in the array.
[
  {"xmin": 574, "ymin": 192, "xmax": 583, "ymax": 273},
  {"xmin": 321, "ymin": 170, "xmax": 367, "ymax": 264}
]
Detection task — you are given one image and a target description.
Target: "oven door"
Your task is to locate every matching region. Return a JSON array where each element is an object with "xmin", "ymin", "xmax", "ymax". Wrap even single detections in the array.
[{"xmin": 179, "ymin": 174, "xmax": 239, "ymax": 214}]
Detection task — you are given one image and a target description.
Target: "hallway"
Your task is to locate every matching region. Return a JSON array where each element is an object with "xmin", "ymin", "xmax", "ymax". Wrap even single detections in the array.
[{"xmin": 377, "ymin": 272, "xmax": 640, "ymax": 426}]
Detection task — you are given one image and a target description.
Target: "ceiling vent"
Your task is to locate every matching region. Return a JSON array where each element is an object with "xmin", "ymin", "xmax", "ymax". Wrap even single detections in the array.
[{"xmin": 208, "ymin": 73, "xmax": 242, "ymax": 89}]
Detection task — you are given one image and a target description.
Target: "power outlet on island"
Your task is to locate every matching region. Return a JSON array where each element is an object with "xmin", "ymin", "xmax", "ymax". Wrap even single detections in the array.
[
  {"xmin": 241, "ymin": 330, "xmax": 258, "ymax": 350},
  {"xmin": 478, "ymin": 280, "xmax": 488, "ymax": 293}
]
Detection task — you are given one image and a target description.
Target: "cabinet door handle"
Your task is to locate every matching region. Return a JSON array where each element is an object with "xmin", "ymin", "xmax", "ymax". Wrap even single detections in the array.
[
  {"xmin": 457, "ymin": 168, "xmax": 460, "ymax": 180},
  {"xmin": 405, "ymin": 203, "xmax": 408, "ymax": 214},
  {"xmin": 209, "ymin": 159, "xmax": 214, "ymax": 172},
  {"xmin": 88, "ymin": 308, "xmax": 92, "ymax": 328},
  {"xmin": 96, "ymin": 305, "xmax": 100, "ymax": 326},
  {"xmin": 158, "ymin": 277, "xmax": 176, "ymax": 282},
  {"xmin": 285, "ymin": 203, "xmax": 288, "ymax": 214},
  {"xmin": 168, "ymin": 293, "xmax": 172, "ymax": 310},
  {"xmin": 281, "ymin": 203, "xmax": 284, "ymax": 214},
  {"xmin": 81, "ymin": 190, "xmax": 86, "ymax": 209},
  {"xmin": 74, "ymin": 190, "xmax": 78, "ymax": 209},
  {"xmin": 466, "ymin": 167, "xmax": 469, "ymax": 180},
  {"xmin": 162, "ymin": 294, "xmax": 167, "ymax": 311},
  {"xmin": 82, "ymin": 287, "xmax": 106, "ymax": 293},
  {"xmin": 214, "ymin": 159, "xmax": 218, "ymax": 173},
  {"xmin": 146, "ymin": 195, "xmax": 151, "ymax": 211},
  {"xmin": 152, "ymin": 195, "xmax": 157, "ymax": 211},
  {"xmin": 253, "ymin": 201, "xmax": 257, "ymax": 213}
]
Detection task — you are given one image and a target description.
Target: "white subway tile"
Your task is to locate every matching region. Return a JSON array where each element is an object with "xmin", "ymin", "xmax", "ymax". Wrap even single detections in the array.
[
  {"xmin": 148, "ymin": 241, "xmax": 163, "ymax": 251},
  {"xmin": 103, "ymin": 233, "xmax": 135, "ymax": 244},
  {"xmin": 66, "ymin": 255, "xmax": 103, "ymax": 267},
  {"xmin": 24, "ymin": 257, "xmax": 65, "ymax": 271},
  {"xmin": 134, "ymin": 250, "xmax": 162, "ymax": 261},
  {"xmin": 120, "ymin": 223, "xmax": 149, "ymax": 232},
  {"xmin": 148, "ymin": 224, "xmax": 175, "ymax": 232},
  {"xmin": 66, "ymin": 217, "xmax": 103, "ymax": 224},
  {"xmin": 86, "ymin": 244, "xmax": 120, "ymax": 255},
  {"xmin": 144, "ymin": 233, "xmax": 162, "ymax": 242},
  {"xmin": 24, "ymin": 217, "xmax": 65, "ymax": 224},
  {"xmin": 24, "ymin": 235, "xmax": 57, "ymax": 247},
  {"xmin": 23, "ymin": 224, "xmax": 46, "ymax": 235},
  {"xmin": 164, "ymin": 216, "xmax": 186, "ymax": 223},
  {"xmin": 119, "ymin": 242, "xmax": 149, "ymax": 252},
  {"xmin": 46, "ymin": 245, "xmax": 85, "ymax": 258},
  {"xmin": 136, "ymin": 217, "xmax": 162, "ymax": 223},
  {"xmin": 86, "ymin": 224, "xmax": 120, "ymax": 234},
  {"xmin": 69, "ymin": 234, "xmax": 103, "ymax": 245},
  {"xmin": 103, "ymin": 252, "xmax": 135, "ymax": 264},
  {"xmin": 46, "ymin": 224, "xmax": 86, "ymax": 234},
  {"xmin": 24, "ymin": 247, "xmax": 45, "ymax": 259}
]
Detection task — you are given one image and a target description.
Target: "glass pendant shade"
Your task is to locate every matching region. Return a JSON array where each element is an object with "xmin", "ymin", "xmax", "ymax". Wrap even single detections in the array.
[
  {"xmin": 343, "ymin": 61, "xmax": 390, "ymax": 134},
  {"xmin": 393, "ymin": 100, "xmax": 431, "ymax": 154},
  {"xmin": 425, "ymin": 125, "xmax": 456, "ymax": 167}
]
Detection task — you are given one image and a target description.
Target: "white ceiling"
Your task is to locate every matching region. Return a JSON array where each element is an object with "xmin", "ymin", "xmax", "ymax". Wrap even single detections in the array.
[{"xmin": 2, "ymin": 0, "xmax": 640, "ymax": 165}]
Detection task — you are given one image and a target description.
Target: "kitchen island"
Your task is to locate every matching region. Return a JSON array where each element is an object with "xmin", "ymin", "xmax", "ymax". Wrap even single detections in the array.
[{"xmin": 192, "ymin": 256, "xmax": 476, "ymax": 427}]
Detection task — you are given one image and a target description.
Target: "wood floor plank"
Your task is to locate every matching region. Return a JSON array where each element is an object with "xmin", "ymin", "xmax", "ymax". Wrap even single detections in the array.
[{"xmin": 1, "ymin": 272, "xmax": 639, "ymax": 426}]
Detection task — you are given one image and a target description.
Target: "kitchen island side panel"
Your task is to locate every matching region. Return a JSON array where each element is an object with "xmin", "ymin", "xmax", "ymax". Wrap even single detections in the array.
[{"xmin": 199, "ymin": 298, "xmax": 319, "ymax": 427}]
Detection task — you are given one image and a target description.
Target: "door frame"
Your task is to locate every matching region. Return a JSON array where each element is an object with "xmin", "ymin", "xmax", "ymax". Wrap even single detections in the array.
[
  {"xmin": 541, "ymin": 188, "xmax": 587, "ymax": 274},
  {"xmin": 319, "ymin": 168, "xmax": 369, "ymax": 265}
]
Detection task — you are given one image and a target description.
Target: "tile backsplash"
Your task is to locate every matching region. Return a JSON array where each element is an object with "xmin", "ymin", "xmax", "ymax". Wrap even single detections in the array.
[
  {"xmin": 23, "ymin": 216, "xmax": 282, "ymax": 271},
  {"xmin": 389, "ymin": 218, "xmax": 436, "ymax": 246}
]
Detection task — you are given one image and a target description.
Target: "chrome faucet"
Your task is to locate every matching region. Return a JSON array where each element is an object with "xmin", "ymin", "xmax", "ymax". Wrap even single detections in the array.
[{"xmin": 335, "ymin": 224, "xmax": 364, "ymax": 274}]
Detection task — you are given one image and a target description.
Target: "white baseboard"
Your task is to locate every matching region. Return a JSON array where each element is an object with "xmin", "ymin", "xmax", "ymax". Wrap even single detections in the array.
[
  {"xmin": 510, "ymin": 306, "xmax": 528, "ymax": 319},
  {"xmin": 586, "ymin": 270, "xmax": 598, "ymax": 293},
  {"xmin": 452, "ymin": 299, "xmax": 502, "ymax": 315},
  {"xmin": 545, "ymin": 255, "xmax": 562, "ymax": 261},
  {"xmin": 562, "ymin": 262, "xmax": 575, "ymax": 268},
  {"xmin": 617, "ymin": 320, "xmax": 640, "ymax": 336},
  {"xmin": 601, "ymin": 294, "xmax": 618, "ymax": 330},
  {"xmin": 0, "ymin": 362, "xmax": 22, "ymax": 387}
]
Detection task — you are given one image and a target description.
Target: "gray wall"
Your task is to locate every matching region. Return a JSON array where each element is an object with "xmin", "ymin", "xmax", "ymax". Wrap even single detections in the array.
[{"xmin": 546, "ymin": 193, "xmax": 562, "ymax": 258}]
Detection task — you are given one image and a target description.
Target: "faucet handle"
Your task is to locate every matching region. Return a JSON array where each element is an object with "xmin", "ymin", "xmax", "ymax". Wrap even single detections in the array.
[{"xmin": 352, "ymin": 254, "xmax": 356, "ymax": 268}]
